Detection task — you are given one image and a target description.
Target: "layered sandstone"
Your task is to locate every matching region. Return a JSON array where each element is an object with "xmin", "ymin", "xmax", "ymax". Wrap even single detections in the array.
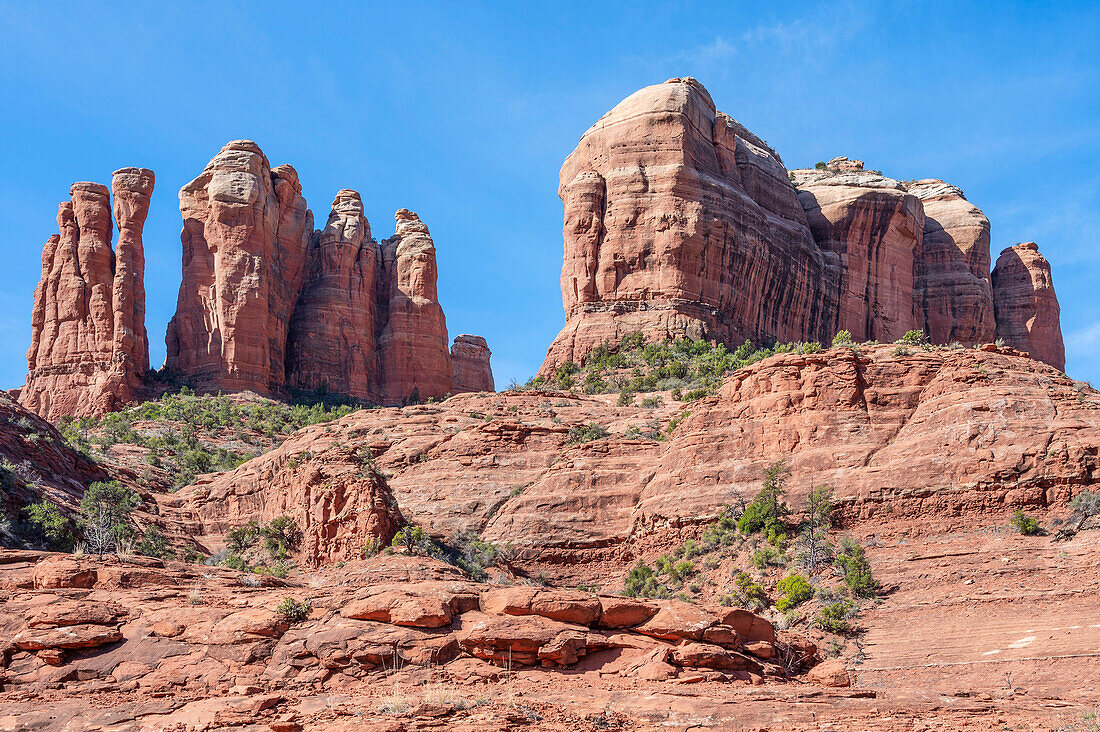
[
  {"xmin": 541, "ymin": 77, "xmax": 836, "ymax": 373},
  {"xmin": 286, "ymin": 190, "xmax": 381, "ymax": 399},
  {"xmin": 910, "ymin": 179, "xmax": 996, "ymax": 344},
  {"xmin": 21, "ymin": 169, "xmax": 154, "ymax": 420},
  {"xmin": 794, "ymin": 165, "xmax": 924, "ymax": 341},
  {"xmin": 181, "ymin": 345, "xmax": 1098, "ymax": 559},
  {"xmin": 992, "ymin": 242, "xmax": 1065, "ymax": 370},
  {"xmin": 164, "ymin": 140, "xmax": 313, "ymax": 394},
  {"xmin": 540, "ymin": 78, "xmax": 1062, "ymax": 374},
  {"xmin": 450, "ymin": 334, "xmax": 494, "ymax": 393},
  {"xmin": 377, "ymin": 209, "xmax": 453, "ymax": 403}
]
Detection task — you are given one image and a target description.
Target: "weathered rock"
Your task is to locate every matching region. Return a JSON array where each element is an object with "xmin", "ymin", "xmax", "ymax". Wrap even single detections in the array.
[
  {"xmin": 165, "ymin": 140, "xmax": 313, "ymax": 394},
  {"xmin": 910, "ymin": 179, "xmax": 996, "ymax": 344},
  {"xmin": 541, "ymin": 77, "xmax": 837, "ymax": 374},
  {"xmin": 634, "ymin": 601, "xmax": 715, "ymax": 641},
  {"xmin": 481, "ymin": 587, "xmax": 602, "ymax": 626},
  {"xmin": 452, "ymin": 611, "xmax": 588, "ymax": 666},
  {"xmin": 286, "ymin": 190, "xmax": 381, "ymax": 400},
  {"xmin": 177, "ymin": 441, "xmax": 404, "ymax": 566},
  {"xmin": 21, "ymin": 170, "xmax": 153, "ymax": 420},
  {"xmin": 807, "ymin": 658, "xmax": 851, "ymax": 687},
  {"xmin": 670, "ymin": 642, "xmax": 760, "ymax": 671},
  {"xmin": 992, "ymin": 242, "xmax": 1065, "ymax": 370},
  {"xmin": 451, "ymin": 335, "xmax": 494, "ymax": 394},
  {"xmin": 597, "ymin": 596, "xmax": 660, "ymax": 629},
  {"xmin": 794, "ymin": 168, "xmax": 924, "ymax": 342},
  {"xmin": 378, "ymin": 209, "xmax": 453, "ymax": 404}
]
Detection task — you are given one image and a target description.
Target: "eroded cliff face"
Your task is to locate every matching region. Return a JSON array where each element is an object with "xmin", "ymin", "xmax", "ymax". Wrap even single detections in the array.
[
  {"xmin": 378, "ymin": 209, "xmax": 453, "ymax": 404},
  {"xmin": 540, "ymin": 80, "xmax": 1064, "ymax": 373},
  {"xmin": 451, "ymin": 335, "xmax": 494, "ymax": 394},
  {"xmin": 163, "ymin": 142, "xmax": 489, "ymax": 405},
  {"xmin": 286, "ymin": 190, "xmax": 382, "ymax": 400},
  {"xmin": 542, "ymin": 77, "xmax": 837, "ymax": 374},
  {"xmin": 21, "ymin": 169, "xmax": 154, "ymax": 420},
  {"xmin": 992, "ymin": 242, "xmax": 1065, "ymax": 370},
  {"xmin": 165, "ymin": 140, "xmax": 313, "ymax": 395}
]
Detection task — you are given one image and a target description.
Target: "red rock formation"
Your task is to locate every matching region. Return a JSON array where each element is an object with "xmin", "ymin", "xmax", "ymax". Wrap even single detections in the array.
[
  {"xmin": 794, "ymin": 167, "xmax": 924, "ymax": 341},
  {"xmin": 378, "ymin": 209, "xmax": 453, "ymax": 403},
  {"xmin": 910, "ymin": 179, "xmax": 996, "ymax": 344},
  {"xmin": 164, "ymin": 140, "xmax": 312, "ymax": 394},
  {"xmin": 21, "ymin": 170, "xmax": 153, "ymax": 420},
  {"xmin": 286, "ymin": 190, "xmax": 382, "ymax": 400},
  {"xmin": 541, "ymin": 77, "xmax": 837, "ymax": 374},
  {"xmin": 451, "ymin": 335, "xmax": 494, "ymax": 393},
  {"xmin": 992, "ymin": 242, "xmax": 1065, "ymax": 369}
]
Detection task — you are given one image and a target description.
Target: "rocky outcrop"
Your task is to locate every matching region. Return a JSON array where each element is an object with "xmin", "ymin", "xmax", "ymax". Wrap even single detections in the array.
[
  {"xmin": 164, "ymin": 144, "xmax": 480, "ymax": 405},
  {"xmin": 794, "ymin": 165, "xmax": 924, "ymax": 342},
  {"xmin": 541, "ymin": 77, "xmax": 837, "ymax": 373},
  {"xmin": 910, "ymin": 179, "xmax": 996, "ymax": 345},
  {"xmin": 378, "ymin": 209, "xmax": 453, "ymax": 404},
  {"xmin": 286, "ymin": 190, "xmax": 381, "ymax": 400},
  {"xmin": 451, "ymin": 335, "xmax": 494, "ymax": 393},
  {"xmin": 540, "ymin": 79, "xmax": 1062, "ymax": 374},
  {"xmin": 992, "ymin": 242, "xmax": 1065, "ymax": 370},
  {"xmin": 21, "ymin": 169, "xmax": 154, "ymax": 420},
  {"xmin": 165, "ymin": 141, "xmax": 313, "ymax": 395}
]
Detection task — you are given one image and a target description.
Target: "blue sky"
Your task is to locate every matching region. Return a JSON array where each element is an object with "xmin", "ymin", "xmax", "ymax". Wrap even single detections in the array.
[{"xmin": 1, "ymin": 1, "xmax": 1097, "ymax": 390}]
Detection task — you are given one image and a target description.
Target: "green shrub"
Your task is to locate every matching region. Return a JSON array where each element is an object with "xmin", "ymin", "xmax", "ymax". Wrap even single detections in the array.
[
  {"xmin": 750, "ymin": 545, "xmax": 785, "ymax": 569},
  {"xmin": 834, "ymin": 537, "xmax": 879, "ymax": 597},
  {"xmin": 898, "ymin": 329, "xmax": 927, "ymax": 346},
  {"xmin": 831, "ymin": 330, "xmax": 853, "ymax": 347},
  {"xmin": 775, "ymin": 573, "xmax": 814, "ymax": 611},
  {"xmin": 447, "ymin": 530, "xmax": 508, "ymax": 580},
  {"xmin": 623, "ymin": 561, "xmax": 669, "ymax": 598},
  {"xmin": 568, "ymin": 423, "xmax": 609, "ymax": 444},
  {"xmin": 733, "ymin": 570, "xmax": 769, "ymax": 610},
  {"xmin": 391, "ymin": 525, "xmax": 442, "ymax": 557},
  {"xmin": 135, "ymin": 526, "xmax": 172, "ymax": 559},
  {"xmin": 275, "ymin": 597, "xmax": 312, "ymax": 624},
  {"xmin": 25, "ymin": 501, "xmax": 73, "ymax": 550},
  {"xmin": 814, "ymin": 161, "xmax": 827, "ymax": 170},
  {"xmin": 1011, "ymin": 510, "xmax": 1040, "ymax": 536},
  {"xmin": 814, "ymin": 599, "xmax": 855, "ymax": 633},
  {"xmin": 1069, "ymin": 490, "xmax": 1100, "ymax": 519}
]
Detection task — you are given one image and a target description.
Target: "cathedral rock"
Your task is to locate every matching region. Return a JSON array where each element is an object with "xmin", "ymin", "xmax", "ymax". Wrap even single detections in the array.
[
  {"xmin": 21, "ymin": 169, "xmax": 154, "ymax": 420},
  {"xmin": 539, "ymin": 78, "xmax": 1064, "ymax": 373}
]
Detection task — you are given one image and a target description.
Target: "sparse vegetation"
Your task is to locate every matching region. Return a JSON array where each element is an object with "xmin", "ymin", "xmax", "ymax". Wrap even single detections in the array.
[
  {"xmin": 1011, "ymin": 509, "xmax": 1041, "ymax": 536},
  {"xmin": 79, "ymin": 480, "xmax": 140, "ymax": 556},
  {"xmin": 24, "ymin": 500, "xmax": 74, "ymax": 550},
  {"xmin": 567, "ymin": 422, "xmax": 609, "ymax": 443},
  {"xmin": 814, "ymin": 598, "xmax": 856, "ymax": 633},
  {"xmin": 737, "ymin": 460, "xmax": 791, "ymax": 545},
  {"xmin": 275, "ymin": 597, "xmax": 312, "ymax": 623},
  {"xmin": 775, "ymin": 573, "xmax": 814, "ymax": 611},
  {"xmin": 834, "ymin": 536, "xmax": 879, "ymax": 597}
]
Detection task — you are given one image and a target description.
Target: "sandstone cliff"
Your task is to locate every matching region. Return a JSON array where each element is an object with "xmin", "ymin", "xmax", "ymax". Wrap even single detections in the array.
[
  {"xmin": 992, "ymin": 242, "xmax": 1065, "ymax": 370},
  {"xmin": 163, "ymin": 143, "xmax": 489, "ymax": 405},
  {"xmin": 540, "ymin": 79, "xmax": 1064, "ymax": 373},
  {"xmin": 541, "ymin": 77, "xmax": 837, "ymax": 374},
  {"xmin": 164, "ymin": 141, "xmax": 313, "ymax": 394},
  {"xmin": 21, "ymin": 169, "xmax": 154, "ymax": 420}
]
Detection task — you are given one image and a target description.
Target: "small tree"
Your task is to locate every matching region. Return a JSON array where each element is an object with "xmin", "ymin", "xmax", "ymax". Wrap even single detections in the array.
[
  {"xmin": 799, "ymin": 486, "xmax": 835, "ymax": 572},
  {"xmin": 834, "ymin": 536, "xmax": 878, "ymax": 597},
  {"xmin": 831, "ymin": 330, "xmax": 853, "ymax": 347},
  {"xmin": 79, "ymin": 481, "xmax": 140, "ymax": 556},
  {"xmin": 1010, "ymin": 510, "xmax": 1040, "ymax": 536},
  {"xmin": 25, "ymin": 501, "xmax": 74, "ymax": 550},
  {"xmin": 738, "ymin": 461, "xmax": 791, "ymax": 544}
]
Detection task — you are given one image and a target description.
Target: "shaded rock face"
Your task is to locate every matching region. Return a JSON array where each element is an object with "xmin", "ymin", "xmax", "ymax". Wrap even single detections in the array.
[
  {"xmin": 542, "ymin": 77, "xmax": 837, "ymax": 373},
  {"xmin": 286, "ymin": 190, "xmax": 381, "ymax": 400},
  {"xmin": 378, "ymin": 209, "xmax": 453, "ymax": 403},
  {"xmin": 992, "ymin": 242, "xmax": 1065, "ymax": 370},
  {"xmin": 165, "ymin": 140, "xmax": 313, "ymax": 395},
  {"xmin": 21, "ymin": 169, "xmax": 154, "ymax": 419},
  {"xmin": 910, "ymin": 179, "xmax": 996, "ymax": 345},
  {"xmin": 451, "ymin": 335, "xmax": 494, "ymax": 393},
  {"xmin": 541, "ymin": 78, "xmax": 1061, "ymax": 373},
  {"xmin": 794, "ymin": 168, "xmax": 924, "ymax": 342}
]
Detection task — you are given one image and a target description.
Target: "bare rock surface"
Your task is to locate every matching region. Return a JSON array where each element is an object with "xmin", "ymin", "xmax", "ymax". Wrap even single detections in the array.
[
  {"xmin": 21, "ymin": 169, "xmax": 154, "ymax": 419},
  {"xmin": 992, "ymin": 241, "xmax": 1066, "ymax": 369},
  {"xmin": 451, "ymin": 335, "xmax": 494, "ymax": 394}
]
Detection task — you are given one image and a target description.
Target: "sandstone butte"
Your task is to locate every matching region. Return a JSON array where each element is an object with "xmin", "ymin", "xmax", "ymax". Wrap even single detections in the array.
[
  {"xmin": 20, "ymin": 169, "xmax": 154, "ymax": 421},
  {"xmin": 539, "ymin": 77, "xmax": 1065, "ymax": 375},
  {"xmin": 22, "ymin": 141, "xmax": 492, "ymax": 419}
]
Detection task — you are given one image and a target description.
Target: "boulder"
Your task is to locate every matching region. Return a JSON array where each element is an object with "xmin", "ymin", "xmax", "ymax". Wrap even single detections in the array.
[{"xmin": 807, "ymin": 658, "xmax": 851, "ymax": 687}]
